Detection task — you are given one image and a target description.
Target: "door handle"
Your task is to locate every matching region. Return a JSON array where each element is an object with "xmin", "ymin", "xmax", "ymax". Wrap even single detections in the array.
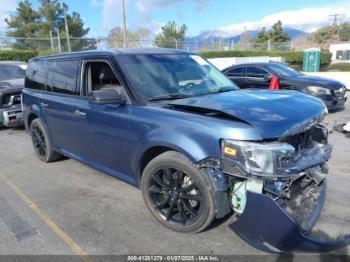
[
  {"xmin": 40, "ymin": 102, "xmax": 48, "ymax": 108},
  {"xmin": 74, "ymin": 110, "xmax": 86, "ymax": 118}
]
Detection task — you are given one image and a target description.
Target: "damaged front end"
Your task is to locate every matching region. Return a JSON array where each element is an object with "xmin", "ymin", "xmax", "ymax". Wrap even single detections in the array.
[{"xmin": 201, "ymin": 124, "xmax": 350, "ymax": 253}]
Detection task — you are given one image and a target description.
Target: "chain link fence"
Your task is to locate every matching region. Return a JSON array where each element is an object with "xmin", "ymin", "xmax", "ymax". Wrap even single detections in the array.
[{"xmin": 0, "ymin": 36, "xmax": 328, "ymax": 53}]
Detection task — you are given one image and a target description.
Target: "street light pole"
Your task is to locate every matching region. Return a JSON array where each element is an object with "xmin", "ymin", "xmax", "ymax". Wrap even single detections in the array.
[
  {"xmin": 121, "ymin": 0, "xmax": 128, "ymax": 48},
  {"xmin": 56, "ymin": 28, "xmax": 62, "ymax": 53},
  {"xmin": 62, "ymin": 2, "xmax": 71, "ymax": 52},
  {"xmin": 49, "ymin": 30, "xmax": 54, "ymax": 51}
]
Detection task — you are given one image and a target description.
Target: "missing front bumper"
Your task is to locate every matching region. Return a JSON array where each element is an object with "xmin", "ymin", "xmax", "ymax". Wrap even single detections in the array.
[{"xmin": 229, "ymin": 189, "xmax": 350, "ymax": 253}]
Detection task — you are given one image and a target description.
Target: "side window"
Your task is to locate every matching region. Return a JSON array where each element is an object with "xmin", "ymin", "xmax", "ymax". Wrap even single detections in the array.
[
  {"xmin": 246, "ymin": 66, "xmax": 269, "ymax": 78},
  {"xmin": 25, "ymin": 61, "xmax": 46, "ymax": 90},
  {"xmin": 47, "ymin": 60, "xmax": 79, "ymax": 95},
  {"xmin": 227, "ymin": 67, "xmax": 244, "ymax": 77},
  {"xmin": 83, "ymin": 61, "xmax": 122, "ymax": 96}
]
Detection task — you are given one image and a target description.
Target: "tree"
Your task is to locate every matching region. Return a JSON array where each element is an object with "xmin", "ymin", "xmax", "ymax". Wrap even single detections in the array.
[
  {"xmin": 269, "ymin": 20, "xmax": 290, "ymax": 42},
  {"xmin": 5, "ymin": 0, "xmax": 41, "ymax": 37},
  {"xmin": 38, "ymin": 0, "xmax": 64, "ymax": 36},
  {"xmin": 339, "ymin": 22, "xmax": 350, "ymax": 42},
  {"xmin": 107, "ymin": 27, "xmax": 151, "ymax": 48},
  {"xmin": 309, "ymin": 26, "xmax": 333, "ymax": 44},
  {"xmin": 107, "ymin": 27, "xmax": 124, "ymax": 48},
  {"xmin": 251, "ymin": 21, "xmax": 290, "ymax": 49},
  {"xmin": 5, "ymin": 0, "xmax": 92, "ymax": 51},
  {"xmin": 155, "ymin": 21, "xmax": 187, "ymax": 49},
  {"xmin": 254, "ymin": 27, "xmax": 269, "ymax": 43},
  {"xmin": 308, "ymin": 22, "xmax": 350, "ymax": 49},
  {"xmin": 5, "ymin": 0, "xmax": 42, "ymax": 49},
  {"xmin": 65, "ymin": 11, "xmax": 96, "ymax": 51}
]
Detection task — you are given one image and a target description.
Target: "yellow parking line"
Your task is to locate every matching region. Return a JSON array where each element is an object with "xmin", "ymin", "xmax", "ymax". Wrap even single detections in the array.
[{"xmin": 0, "ymin": 172, "xmax": 94, "ymax": 262}]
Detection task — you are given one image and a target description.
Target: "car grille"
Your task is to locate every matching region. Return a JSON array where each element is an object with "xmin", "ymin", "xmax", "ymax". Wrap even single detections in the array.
[{"xmin": 280, "ymin": 125, "xmax": 328, "ymax": 152}]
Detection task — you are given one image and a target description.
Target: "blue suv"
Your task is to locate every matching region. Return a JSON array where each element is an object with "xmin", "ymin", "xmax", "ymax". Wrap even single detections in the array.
[{"xmin": 22, "ymin": 49, "xmax": 350, "ymax": 253}]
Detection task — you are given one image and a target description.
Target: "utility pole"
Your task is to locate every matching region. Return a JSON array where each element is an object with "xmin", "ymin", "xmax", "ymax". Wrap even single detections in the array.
[
  {"xmin": 62, "ymin": 2, "xmax": 71, "ymax": 52},
  {"xmin": 121, "ymin": 0, "xmax": 128, "ymax": 48},
  {"xmin": 329, "ymin": 13, "xmax": 345, "ymax": 41}
]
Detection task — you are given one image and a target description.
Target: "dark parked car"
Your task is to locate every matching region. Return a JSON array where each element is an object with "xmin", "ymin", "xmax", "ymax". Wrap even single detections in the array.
[
  {"xmin": 222, "ymin": 62, "xmax": 347, "ymax": 110},
  {"xmin": 0, "ymin": 61, "xmax": 26, "ymax": 127},
  {"xmin": 22, "ymin": 49, "xmax": 350, "ymax": 253}
]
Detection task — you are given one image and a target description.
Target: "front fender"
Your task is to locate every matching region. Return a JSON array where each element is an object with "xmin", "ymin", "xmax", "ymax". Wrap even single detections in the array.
[{"xmin": 132, "ymin": 133, "xmax": 220, "ymax": 185}]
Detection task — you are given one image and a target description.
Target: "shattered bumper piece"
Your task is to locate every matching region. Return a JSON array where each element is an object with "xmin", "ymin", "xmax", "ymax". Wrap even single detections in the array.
[{"xmin": 229, "ymin": 190, "xmax": 350, "ymax": 253}]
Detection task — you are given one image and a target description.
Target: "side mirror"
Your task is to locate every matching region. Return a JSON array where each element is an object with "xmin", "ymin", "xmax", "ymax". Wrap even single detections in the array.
[
  {"xmin": 264, "ymin": 75, "xmax": 273, "ymax": 81},
  {"xmin": 88, "ymin": 90, "xmax": 126, "ymax": 105}
]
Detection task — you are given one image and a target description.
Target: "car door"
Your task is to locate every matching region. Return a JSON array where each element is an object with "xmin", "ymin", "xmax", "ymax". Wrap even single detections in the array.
[
  {"xmin": 70, "ymin": 58, "xmax": 136, "ymax": 181},
  {"xmin": 39, "ymin": 59, "xmax": 78, "ymax": 152},
  {"xmin": 224, "ymin": 66, "xmax": 246, "ymax": 88},
  {"xmin": 245, "ymin": 66, "xmax": 271, "ymax": 89}
]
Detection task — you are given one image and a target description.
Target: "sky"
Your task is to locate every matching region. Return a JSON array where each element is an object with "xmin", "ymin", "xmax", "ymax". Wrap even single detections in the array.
[{"xmin": 0, "ymin": 0, "xmax": 350, "ymax": 38}]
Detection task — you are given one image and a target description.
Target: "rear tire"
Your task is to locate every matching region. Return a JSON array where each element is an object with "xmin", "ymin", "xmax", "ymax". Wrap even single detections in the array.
[
  {"xmin": 30, "ymin": 118, "xmax": 61, "ymax": 162},
  {"xmin": 141, "ymin": 151, "xmax": 215, "ymax": 233}
]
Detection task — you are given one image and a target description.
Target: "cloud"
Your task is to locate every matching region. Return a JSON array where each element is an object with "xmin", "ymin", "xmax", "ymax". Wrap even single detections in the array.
[
  {"xmin": 213, "ymin": 3, "xmax": 350, "ymax": 37},
  {"xmin": 135, "ymin": 0, "xmax": 211, "ymax": 22},
  {"xmin": 90, "ymin": 0, "xmax": 123, "ymax": 33},
  {"xmin": 134, "ymin": 0, "xmax": 210, "ymax": 11},
  {"xmin": 90, "ymin": 0, "xmax": 103, "ymax": 7},
  {"xmin": 101, "ymin": 0, "xmax": 121, "ymax": 32},
  {"xmin": 97, "ymin": 0, "xmax": 210, "ymax": 34},
  {"xmin": 0, "ymin": 0, "xmax": 18, "ymax": 35}
]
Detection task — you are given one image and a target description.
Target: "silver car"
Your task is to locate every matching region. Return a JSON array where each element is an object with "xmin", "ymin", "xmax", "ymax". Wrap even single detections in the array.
[{"xmin": 0, "ymin": 61, "xmax": 26, "ymax": 127}]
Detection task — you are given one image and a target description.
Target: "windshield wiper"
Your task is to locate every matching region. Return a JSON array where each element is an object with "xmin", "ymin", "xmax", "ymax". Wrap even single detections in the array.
[{"xmin": 149, "ymin": 94, "xmax": 191, "ymax": 102}]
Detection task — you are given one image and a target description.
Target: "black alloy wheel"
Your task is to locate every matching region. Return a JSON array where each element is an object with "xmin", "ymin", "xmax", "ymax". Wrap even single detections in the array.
[
  {"xmin": 32, "ymin": 126, "xmax": 47, "ymax": 157},
  {"xmin": 141, "ymin": 151, "xmax": 215, "ymax": 233},
  {"xmin": 30, "ymin": 118, "xmax": 61, "ymax": 162},
  {"xmin": 147, "ymin": 167, "xmax": 203, "ymax": 226}
]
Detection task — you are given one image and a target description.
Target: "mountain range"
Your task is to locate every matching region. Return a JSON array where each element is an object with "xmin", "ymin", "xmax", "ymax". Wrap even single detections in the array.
[{"xmin": 185, "ymin": 27, "xmax": 308, "ymax": 43}]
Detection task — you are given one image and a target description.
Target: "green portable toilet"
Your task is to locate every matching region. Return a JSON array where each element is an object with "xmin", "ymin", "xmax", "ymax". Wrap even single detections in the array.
[{"xmin": 303, "ymin": 48, "xmax": 321, "ymax": 72}]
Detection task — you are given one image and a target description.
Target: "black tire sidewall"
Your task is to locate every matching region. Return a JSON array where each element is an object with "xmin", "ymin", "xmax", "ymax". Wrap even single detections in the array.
[
  {"xmin": 30, "ymin": 118, "xmax": 57, "ymax": 162},
  {"xmin": 141, "ymin": 151, "xmax": 215, "ymax": 233}
]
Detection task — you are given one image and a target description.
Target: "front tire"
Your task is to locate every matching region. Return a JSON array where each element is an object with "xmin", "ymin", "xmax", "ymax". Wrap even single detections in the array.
[
  {"xmin": 30, "ymin": 118, "xmax": 61, "ymax": 162},
  {"xmin": 141, "ymin": 151, "xmax": 215, "ymax": 233}
]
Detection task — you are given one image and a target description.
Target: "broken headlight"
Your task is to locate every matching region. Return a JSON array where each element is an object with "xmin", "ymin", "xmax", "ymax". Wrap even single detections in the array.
[
  {"xmin": 307, "ymin": 86, "xmax": 331, "ymax": 95},
  {"xmin": 221, "ymin": 140, "xmax": 295, "ymax": 177}
]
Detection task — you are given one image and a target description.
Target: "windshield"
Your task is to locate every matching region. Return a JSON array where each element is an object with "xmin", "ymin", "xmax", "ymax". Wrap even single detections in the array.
[
  {"xmin": 118, "ymin": 54, "xmax": 238, "ymax": 102},
  {"xmin": 0, "ymin": 64, "xmax": 26, "ymax": 81},
  {"xmin": 266, "ymin": 63, "xmax": 302, "ymax": 78}
]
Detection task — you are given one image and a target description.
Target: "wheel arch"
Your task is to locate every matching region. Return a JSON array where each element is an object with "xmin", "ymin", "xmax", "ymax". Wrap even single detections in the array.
[
  {"xmin": 136, "ymin": 143, "xmax": 201, "ymax": 186},
  {"xmin": 27, "ymin": 112, "xmax": 39, "ymax": 129}
]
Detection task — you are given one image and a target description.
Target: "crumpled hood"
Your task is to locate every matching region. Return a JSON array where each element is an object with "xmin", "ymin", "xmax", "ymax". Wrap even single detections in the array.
[
  {"xmin": 287, "ymin": 75, "xmax": 344, "ymax": 90},
  {"xmin": 169, "ymin": 90, "xmax": 327, "ymax": 139}
]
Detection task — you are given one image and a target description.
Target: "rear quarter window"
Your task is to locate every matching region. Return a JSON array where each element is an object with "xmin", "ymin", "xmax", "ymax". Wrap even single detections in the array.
[
  {"xmin": 47, "ymin": 60, "xmax": 79, "ymax": 95},
  {"xmin": 25, "ymin": 61, "xmax": 46, "ymax": 90}
]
